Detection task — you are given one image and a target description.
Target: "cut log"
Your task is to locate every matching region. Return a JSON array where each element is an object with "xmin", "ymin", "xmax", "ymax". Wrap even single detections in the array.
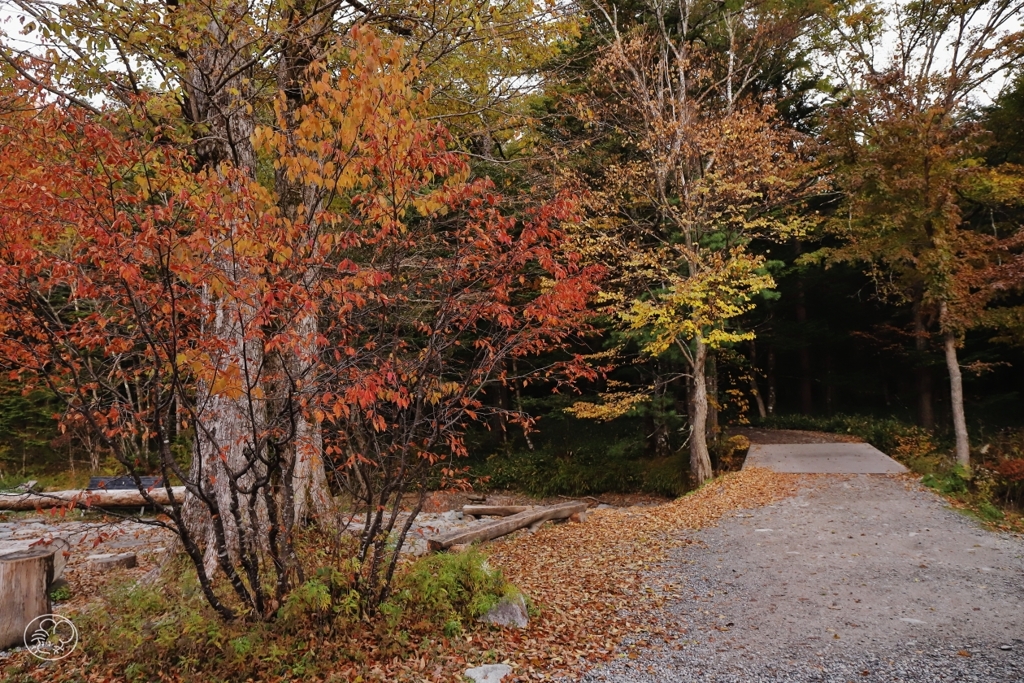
[
  {"xmin": 0, "ymin": 486, "xmax": 186, "ymax": 511},
  {"xmin": 462, "ymin": 505, "xmax": 532, "ymax": 517},
  {"xmin": 428, "ymin": 501, "xmax": 587, "ymax": 551},
  {"xmin": 88, "ymin": 552, "xmax": 137, "ymax": 571},
  {"xmin": 0, "ymin": 548, "xmax": 54, "ymax": 650}
]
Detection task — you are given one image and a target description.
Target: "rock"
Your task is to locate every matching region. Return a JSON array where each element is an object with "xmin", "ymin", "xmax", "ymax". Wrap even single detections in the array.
[
  {"xmin": 467, "ymin": 494, "xmax": 487, "ymax": 503},
  {"xmin": 88, "ymin": 552, "xmax": 137, "ymax": 571},
  {"xmin": 464, "ymin": 663, "xmax": 512, "ymax": 683},
  {"xmin": 479, "ymin": 594, "xmax": 529, "ymax": 629}
]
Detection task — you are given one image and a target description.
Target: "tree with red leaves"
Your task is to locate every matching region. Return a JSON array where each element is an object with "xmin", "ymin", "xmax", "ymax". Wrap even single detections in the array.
[{"xmin": 0, "ymin": 31, "xmax": 599, "ymax": 619}]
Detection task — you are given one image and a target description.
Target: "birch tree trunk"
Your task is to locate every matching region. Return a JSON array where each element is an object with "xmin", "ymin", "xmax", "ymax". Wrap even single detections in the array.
[
  {"xmin": 176, "ymin": 2, "xmax": 283, "ymax": 578},
  {"xmin": 178, "ymin": 2, "xmax": 335, "ymax": 568},
  {"xmin": 689, "ymin": 338, "xmax": 713, "ymax": 484},
  {"xmin": 286, "ymin": 312, "xmax": 333, "ymax": 524},
  {"xmin": 942, "ymin": 312, "xmax": 970, "ymax": 467},
  {"xmin": 748, "ymin": 341, "xmax": 767, "ymax": 419}
]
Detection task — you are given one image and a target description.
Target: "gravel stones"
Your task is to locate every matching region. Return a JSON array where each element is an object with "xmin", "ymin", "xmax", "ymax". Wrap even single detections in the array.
[{"xmin": 580, "ymin": 475, "xmax": 1024, "ymax": 682}]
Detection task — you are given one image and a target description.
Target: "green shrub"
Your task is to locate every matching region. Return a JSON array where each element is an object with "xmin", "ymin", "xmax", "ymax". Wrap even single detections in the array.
[
  {"xmin": 48, "ymin": 583, "xmax": 72, "ymax": 602},
  {"xmin": 384, "ymin": 548, "xmax": 517, "ymax": 636},
  {"xmin": 922, "ymin": 464, "xmax": 971, "ymax": 495}
]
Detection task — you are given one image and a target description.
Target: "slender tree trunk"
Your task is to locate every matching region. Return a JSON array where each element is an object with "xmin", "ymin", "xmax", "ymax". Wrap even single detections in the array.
[
  {"xmin": 796, "ymin": 285, "xmax": 813, "ymax": 415},
  {"xmin": 748, "ymin": 341, "xmax": 767, "ymax": 419},
  {"xmin": 942, "ymin": 310, "xmax": 970, "ymax": 467},
  {"xmin": 913, "ymin": 300, "xmax": 935, "ymax": 430},
  {"xmin": 766, "ymin": 347, "xmax": 776, "ymax": 415},
  {"xmin": 652, "ymin": 375, "xmax": 671, "ymax": 457},
  {"xmin": 706, "ymin": 352, "xmax": 719, "ymax": 441},
  {"xmin": 689, "ymin": 338, "xmax": 713, "ymax": 484},
  {"xmin": 286, "ymin": 314, "xmax": 334, "ymax": 525},
  {"xmin": 824, "ymin": 353, "xmax": 834, "ymax": 415},
  {"xmin": 793, "ymin": 240, "xmax": 813, "ymax": 414},
  {"xmin": 512, "ymin": 358, "xmax": 534, "ymax": 450}
]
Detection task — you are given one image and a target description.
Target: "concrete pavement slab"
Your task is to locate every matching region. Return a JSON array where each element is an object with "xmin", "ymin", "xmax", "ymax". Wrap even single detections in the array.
[{"xmin": 743, "ymin": 442, "xmax": 908, "ymax": 473}]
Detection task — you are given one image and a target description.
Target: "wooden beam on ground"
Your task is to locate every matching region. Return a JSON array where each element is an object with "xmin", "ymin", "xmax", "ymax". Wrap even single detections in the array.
[
  {"xmin": 429, "ymin": 501, "xmax": 587, "ymax": 552},
  {"xmin": 0, "ymin": 487, "xmax": 186, "ymax": 511},
  {"xmin": 462, "ymin": 505, "xmax": 532, "ymax": 517}
]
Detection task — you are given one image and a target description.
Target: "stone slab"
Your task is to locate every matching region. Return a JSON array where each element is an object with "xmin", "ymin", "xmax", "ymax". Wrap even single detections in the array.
[
  {"xmin": 465, "ymin": 664, "xmax": 511, "ymax": 683},
  {"xmin": 742, "ymin": 442, "xmax": 908, "ymax": 474}
]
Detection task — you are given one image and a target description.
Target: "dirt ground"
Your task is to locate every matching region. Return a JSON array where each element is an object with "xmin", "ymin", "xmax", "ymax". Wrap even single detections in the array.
[{"xmin": 581, "ymin": 474, "xmax": 1024, "ymax": 682}]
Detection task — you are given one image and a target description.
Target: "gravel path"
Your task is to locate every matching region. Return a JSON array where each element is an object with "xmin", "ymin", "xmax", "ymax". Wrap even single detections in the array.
[{"xmin": 582, "ymin": 475, "xmax": 1024, "ymax": 682}]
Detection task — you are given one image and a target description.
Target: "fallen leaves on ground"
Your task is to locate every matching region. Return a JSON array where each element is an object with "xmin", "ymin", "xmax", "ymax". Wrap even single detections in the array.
[
  {"xmin": 4, "ymin": 468, "xmax": 802, "ymax": 683},
  {"xmin": 477, "ymin": 467, "xmax": 802, "ymax": 681}
]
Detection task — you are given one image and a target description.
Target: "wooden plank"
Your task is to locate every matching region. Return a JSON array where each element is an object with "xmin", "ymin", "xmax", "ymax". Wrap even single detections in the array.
[
  {"xmin": 428, "ymin": 501, "xmax": 587, "ymax": 552},
  {"xmin": 0, "ymin": 486, "xmax": 186, "ymax": 511},
  {"xmin": 462, "ymin": 505, "xmax": 532, "ymax": 517}
]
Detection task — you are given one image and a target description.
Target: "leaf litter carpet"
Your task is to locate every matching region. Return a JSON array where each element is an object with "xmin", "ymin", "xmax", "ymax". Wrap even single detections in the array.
[{"xmin": 481, "ymin": 467, "xmax": 803, "ymax": 681}]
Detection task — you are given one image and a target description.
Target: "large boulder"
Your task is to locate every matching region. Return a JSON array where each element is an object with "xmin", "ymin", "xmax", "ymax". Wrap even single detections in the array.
[{"xmin": 478, "ymin": 593, "xmax": 528, "ymax": 629}]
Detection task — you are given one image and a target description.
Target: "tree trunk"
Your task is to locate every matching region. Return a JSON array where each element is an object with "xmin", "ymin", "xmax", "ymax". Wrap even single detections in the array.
[
  {"xmin": 285, "ymin": 314, "xmax": 334, "ymax": 526},
  {"xmin": 943, "ymin": 322, "xmax": 970, "ymax": 467},
  {"xmin": 0, "ymin": 486, "xmax": 187, "ymax": 511},
  {"xmin": 179, "ymin": 1, "xmax": 334, "ymax": 569},
  {"xmin": 180, "ymin": 7, "xmax": 266, "ymax": 578},
  {"xmin": 0, "ymin": 548, "xmax": 53, "ymax": 650},
  {"xmin": 689, "ymin": 338, "xmax": 713, "ymax": 484},
  {"xmin": 795, "ymin": 241, "xmax": 813, "ymax": 414},
  {"xmin": 796, "ymin": 286, "xmax": 813, "ymax": 415},
  {"xmin": 824, "ymin": 353, "xmax": 834, "ymax": 415},
  {"xmin": 748, "ymin": 341, "xmax": 767, "ymax": 419},
  {"xmin": 706, "ymin": 352, "xmax": 719, "ymax": 441},
  {"xmin": 766, "ymin": 347, "xmax": 776, "ymax": 415},
  {"xmin": 512, "ymin": 358, "xmax": 534, "ymax": 450},
  {"xmin": 913, "ymin": 300, "xmax": 935, "ymax": 430}
]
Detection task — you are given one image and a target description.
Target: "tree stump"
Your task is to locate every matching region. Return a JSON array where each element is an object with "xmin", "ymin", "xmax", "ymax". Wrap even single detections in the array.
[{"xmin": 0, "ymin": 548, "xmax": 55, "ymax": 650}]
